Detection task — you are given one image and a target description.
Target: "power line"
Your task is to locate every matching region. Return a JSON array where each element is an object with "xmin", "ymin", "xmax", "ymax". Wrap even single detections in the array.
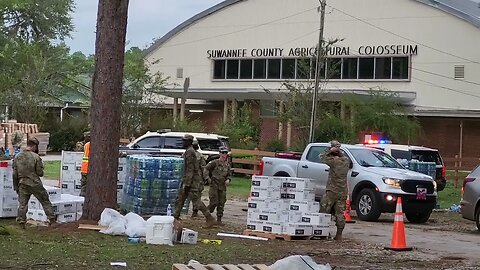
[
  {"xmin": 412, "ymin": 76, "xmax": 480, "ymax": 99},
  {"xmin": 412, "ymin": 67, "xmax": 480, "ymax": 87},
  {"xmin": 162, "ymin": 6, "xmax": 319, "ymax": 48},
  {"xmin": 328, "ymin": 4, "xmax": 480, "ymax": 65}
]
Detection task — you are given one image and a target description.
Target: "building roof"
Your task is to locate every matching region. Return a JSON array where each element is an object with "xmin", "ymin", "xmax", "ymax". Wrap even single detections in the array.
[{"xmin": 144, "ymin": 0, "xmax": 480, "ymax": 55}]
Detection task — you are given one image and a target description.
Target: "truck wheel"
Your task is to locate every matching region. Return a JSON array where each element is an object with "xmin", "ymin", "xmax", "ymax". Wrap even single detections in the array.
[
  {"xmin": 405, "ymin": 210, "xmax": 432, "ymax": 224},
  {"xmin": 355, "ymin": 188, "xmax": 381, "ymax": 222}
]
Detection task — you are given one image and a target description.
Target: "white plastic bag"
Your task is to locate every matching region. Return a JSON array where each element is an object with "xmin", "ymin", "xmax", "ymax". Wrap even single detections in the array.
[
  {"xmin": 99, "ymin": 208, "xmax": 126, "ymax": 235},
  {"xmin": 270, "ymin": 255, "xmax": 331, "ymax": 270},
  {"xmin": 124, "ymin": 212, "xmax": 147, "ymax": 237}
]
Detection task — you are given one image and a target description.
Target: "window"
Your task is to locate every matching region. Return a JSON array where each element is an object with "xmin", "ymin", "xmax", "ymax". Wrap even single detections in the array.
[
  {"xmin": 197, "ymin": 139, "xmax": 222, "ymax": 151},
  {"xmin": 390, "ymin": 149, "xmax": 411, "ymax": 160},
  {"xmin": 253, "ymin": 59, "xmax": 266, "ymax": 79},
  {"xmin": 213, "ymin": 56, "xmax": 410, "ymax": 81},
  {"xmin": 306, "ymin": 146, "xmax": 328, "ymax": 163},
  {"xmin": 136, "ymin": 137, "xmax": 160, "ymax": 148},
  {"xmin": 260, "ymin": 100, "xmax": 276, "ymax": 117},
  {"xmin": 240, "ymin": 60, "xmax": 253, "ymax": 79},
  {"xmin": 163, "ymin": 137, "xmax": 184, "ymax": 149},
  {"xmin": 226, "ymin": 60, "xmax": 239, "ymax": 79},
  {"xmin": 267, "ymin": 59, "xmax": 281, "ymax": 79},
  {"xmin": 282, "ymin": 59, "xmax": 296, "ymax": 79},
  {"xmin": 375, "ymin": 57, "xmax": 391, "ymax": 79},
  {"xmin": 296, "ymin": 58, "xmax": 311, "ymax": 79},
  {"xmin": 327, "ymin": 58, "xmax": 341, "ymax": 79},
  {"xmin": 392, "ymin": 57, "xmax": 409, "ymax": 79},
  {"xmin": 213, "ymin": 60, "xmax": 226, "ymax": 79},
  {"xmin": 359, "ymin": 58, "xmax": 374, "ymax": 79},
  {"xmin": 342, "ymin": 58, "xmax": 358, "ymax": 79}
]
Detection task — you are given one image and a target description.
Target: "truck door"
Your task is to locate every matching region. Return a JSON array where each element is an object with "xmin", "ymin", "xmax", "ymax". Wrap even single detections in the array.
[{"xmin": 297, "ymin": 145, "xmax": 330, "ymax": 200}]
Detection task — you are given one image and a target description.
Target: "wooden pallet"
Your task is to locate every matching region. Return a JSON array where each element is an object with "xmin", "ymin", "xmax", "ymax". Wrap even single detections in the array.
[
  {"xmin": 172, "ymin": 264, "xmax": 270, "ymax": 270},
  {"xmin": 242, "ymin": 230, "xmax": 311, "ymax": 241}
]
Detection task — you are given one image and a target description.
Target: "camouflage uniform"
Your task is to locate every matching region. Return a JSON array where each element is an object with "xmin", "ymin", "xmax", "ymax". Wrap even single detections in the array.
[
  {"xmin": 173, "ymin": 135, "xmax": 214, "ymax": 225},
  {"xmin": 191, "ymin": 148, "xmax": 206, "ymax": 217},
  {"xmin": 319, "ymin": 141, "xmax": 350, "ymax": 240},
  {"xmin": 204, "ymin": 147, "xmax": 231, "ymax": 225},
  {"xmin": 13, "ymin": 147, "xmax": 56, "ymax": 226}
]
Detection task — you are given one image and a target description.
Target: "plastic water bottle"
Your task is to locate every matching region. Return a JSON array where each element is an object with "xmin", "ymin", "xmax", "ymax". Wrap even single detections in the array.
[
  {"xmin": 4, "ymin": 148, "xmax": 10, "ymax": 157},
  {"xmin": 166, "ymin": 204, "xmax": 172, "ymax": 216}
]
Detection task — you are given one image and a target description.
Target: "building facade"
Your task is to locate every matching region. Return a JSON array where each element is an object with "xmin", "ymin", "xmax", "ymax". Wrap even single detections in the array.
[{"xmin": 145, "ymin": 0, "xmax": 480, "ymax": 161}]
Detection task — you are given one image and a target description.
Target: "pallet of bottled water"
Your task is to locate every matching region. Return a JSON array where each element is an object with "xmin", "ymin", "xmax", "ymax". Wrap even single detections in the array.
[{"xmin": 121, "ymin": 155, "xmax": 188, "ymax": 215}]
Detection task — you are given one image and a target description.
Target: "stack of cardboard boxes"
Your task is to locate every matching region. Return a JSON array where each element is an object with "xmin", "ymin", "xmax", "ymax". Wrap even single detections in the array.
[
  {"xmin": 60, "ymin": 151, "xmax": 126, "ymax": 203},
  {"xmin": 0, "ymin": 161, "xmax": 18, "ymax": 217},
  {"xmin": 27, "ymin": 186, "xmax": 85, "ymax": 223},
  {"xmin": 0, "ymin": 121, "xmax": 49, "ymax": 156},
  {"xmin": 247, "ymin": 176, "xmax": 331, "ymax": 238}
]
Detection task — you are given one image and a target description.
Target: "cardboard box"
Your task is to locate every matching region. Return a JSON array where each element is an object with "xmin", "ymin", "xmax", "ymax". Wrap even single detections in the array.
[
  {"xmin": 288, "ymin": 201, "xmax": 320, "ymax": 213},
  {"xmin": 262, "ymin": 222, "xmax": 283, "ymax": 234},
  {"xmin": 248, "ymin": 210, "xmax": 288, "ymax": 223},
  {"xmin": 283, "ymin": 223, "xmax": 313, "ymax": 236},
  {"xmin": 35, "ymin": 210, "xmax": 48, "ymax": 222},
  {"xmin": 247, "ymin": 198, "xmax": 288, "ymax": 211},
  {"xmin": 2, "ymin": 194, "xmax": 18, "ymax": 207},
  {"xmin": 76, "ymin": 211, "xmax": 83, "ymax": 220},
  {"xmin": 57, "ymin": 213, "xmax": 76, "ymax": 223},
  {"xmin": 246, "ymin": 220, "xmax": 264, "ymax": 231},
  {"xmin": 312, "ymin": 225, "xmax": 330, "ymax": 237},
  {"xmin": 180, "ymin": 229, "xmax": 198, "ymax": 244},
  {"xmin": 250, "ymin": 187, "xmax": 281, "ymax": 199},
  {"xmin": 280, "ymin": 188, "xmax": 315, "ymax": 201},
  {"xmin": 44, "ymin": 185, "xmax": 61, "ymax": 202},
  {"xmin": 287, "ymin": 211, "xmax": 303, "ymax": 223},
  {"xmin": 26, "ymin": 209, "xmax": 35, "ymax": 220},
  {"xmin": 282, "ymin": 177, "xmax": 315, "ymax": 190},
  {"xmin": 0, "ymin": 206, "xmax": 17, "ymax": 217},
  {"xmin": 301, "ymin": 213, "xmax": 331, "ymax": 225},
  {"xmin": 251, "ymin": 176, "xmax": 283, "ymax": 188}
]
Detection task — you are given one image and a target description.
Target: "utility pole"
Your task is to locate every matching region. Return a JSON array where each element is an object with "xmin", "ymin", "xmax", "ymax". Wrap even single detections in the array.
[{"xmin": 308, "ymin": 0, "xmax": 327, "ymax": 143}]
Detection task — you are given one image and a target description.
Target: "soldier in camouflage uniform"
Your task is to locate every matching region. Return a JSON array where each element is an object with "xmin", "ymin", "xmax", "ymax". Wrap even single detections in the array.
[
  {"xmin": 319, "ymin": 140, "xmax": 351, "ymax": 240},
  {"xmin": 13, "ymin": 138, "xmax": 56, "ymax": 228},
  {"xmin": 174, "ymin": 134, "xmax": 215, "ymax": 227},
  {"xmin": 204, "ymin": 146, "xmax": 231, "ymax": 226},
  {"xmin": 191, "ymin": 141, "xmax": 206, "ymax": 218}
]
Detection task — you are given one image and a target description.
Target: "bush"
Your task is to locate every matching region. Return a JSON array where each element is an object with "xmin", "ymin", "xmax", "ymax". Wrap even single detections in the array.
[
  {"xmin": 215, "ymin": 103, "xmax": 260, "ymax": 149},
  {"xmin": 44, "ymin": 117, "xmax": 88, "ymax": 152},
  {"xmin": 265, "ymin": 138, "xmax": 286, "ymax": 152}
]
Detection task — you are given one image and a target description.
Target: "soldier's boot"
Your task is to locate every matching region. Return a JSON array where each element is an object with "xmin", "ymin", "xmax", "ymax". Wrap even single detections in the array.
[
  {"xmin": 334, "ymin": 227, "xmax": 343, "ymax": 241},
  {"xmin": 208, "ymin": 204, "xmax": 215, "ymax": 213},
  {"xmin": 216, "ymin": 216, "xmax": 225, "ymax": 226},
  {"xmin": 205, "ymin": 215, "xmax": 216, "ymax": 228},
  {"xmin": 191, "ymin": 210, "xmax": 199, "ymax": 218}
]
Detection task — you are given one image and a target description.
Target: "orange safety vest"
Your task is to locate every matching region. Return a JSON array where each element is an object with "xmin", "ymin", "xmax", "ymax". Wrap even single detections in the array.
[{"xmin": 81, "ymin": 142, "xmax": 90, "ymax": 174}]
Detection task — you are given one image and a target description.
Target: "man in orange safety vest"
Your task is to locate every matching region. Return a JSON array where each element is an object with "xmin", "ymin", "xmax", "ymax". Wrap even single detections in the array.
[{"xmin": 80, "ymin": 132, "xmax": 90, "ymax": 197}]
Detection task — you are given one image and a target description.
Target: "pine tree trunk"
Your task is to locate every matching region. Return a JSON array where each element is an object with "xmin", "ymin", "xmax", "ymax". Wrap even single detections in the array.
[{"xmin": 82, "ymin": 0, "xmax": 129, "ymax": 221}]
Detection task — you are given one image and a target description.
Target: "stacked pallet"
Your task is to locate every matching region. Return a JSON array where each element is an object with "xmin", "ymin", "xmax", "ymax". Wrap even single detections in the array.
[{"xmin": 0, "ymin": 121, "xmax": 49, "ymax": 156}]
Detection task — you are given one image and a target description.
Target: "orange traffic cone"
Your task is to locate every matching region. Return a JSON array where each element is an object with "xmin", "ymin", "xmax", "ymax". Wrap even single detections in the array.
[
  {"xmin": 385, "ymin": 197, "xmax": 413, "ymax": 251},
  {"xmin": 344, "ymin": 196, "xmax": 356, "ymax": 224}
]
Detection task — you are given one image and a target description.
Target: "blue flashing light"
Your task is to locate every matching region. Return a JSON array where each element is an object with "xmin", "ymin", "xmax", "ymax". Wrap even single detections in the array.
[{"xmin": 380, "ymin": 140, "xmax": 386, "ymax": 144}]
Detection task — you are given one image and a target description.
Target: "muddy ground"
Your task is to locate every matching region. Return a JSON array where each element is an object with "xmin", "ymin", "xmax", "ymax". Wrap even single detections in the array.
[{"xmin": 184, "ymin": 198, "xmax": 480, "ymax": 270}]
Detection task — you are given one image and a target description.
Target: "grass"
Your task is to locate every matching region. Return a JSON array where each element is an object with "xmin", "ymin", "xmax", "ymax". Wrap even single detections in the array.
[
  {"xmin": 0, "ymin": 220, "xmax": 282, "ymax": 269},
  {"xmin": 44, "ymin": 160, "xmax": 61, "ymax": 180},
  {"xmin": 228, "ymin": 177, "xmax": 251, "ymax": 199},
  {"xmin": 437, "ymin": 171, "xmax": 469, "ymax": 209}
]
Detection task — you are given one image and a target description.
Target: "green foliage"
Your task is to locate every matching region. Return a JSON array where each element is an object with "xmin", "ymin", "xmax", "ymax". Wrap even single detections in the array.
[
  {"xmin": 215, "ymin": 103, "xmax": 260, "ymax": 149},
  {"xmin": 120, "ymin": 47, "xmax": 169, "ymax": 138},
  {"xmin": 343, "ymin": 89, "xmax": 421, "ymax": 142},
  {"xmin": 0, "ymin": 0, "xmax": 74, "ymax": 42},
  {"xmin": 44, "ymin": 117, "xmax": 88, "ymax": 152},
  {"xmin": 265, "ymin": 138, "xmax": 286, "ymax": 152},
  {"xmin": 171, "ymin": 118, "xmax": 205, "ymax": 133},
  {"xmin": 315, "ymin": 113, "xmax": 356, "ymax": 144}
]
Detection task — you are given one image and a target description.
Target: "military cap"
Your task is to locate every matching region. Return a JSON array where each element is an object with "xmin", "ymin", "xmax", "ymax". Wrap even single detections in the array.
[
  {"xmin": 182, "ymin": 134, "xmax": 194, "ymax": 141},
  {"xmin": 330, "ymin": 140, "xmax": 341, "ymax": 147},
  {"xmin": 219, "ymin": 146, "xmax": 228, "ymax": 153},
  {"xmin": 28, "ymin": 137, "xmax": 40, "ymax": 146}
]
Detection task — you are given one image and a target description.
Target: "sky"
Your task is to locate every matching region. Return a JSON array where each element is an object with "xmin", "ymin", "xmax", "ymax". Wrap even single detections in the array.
[{"xmin": 65, "ymin": 0, "xmax": 224, "ymax": 55}]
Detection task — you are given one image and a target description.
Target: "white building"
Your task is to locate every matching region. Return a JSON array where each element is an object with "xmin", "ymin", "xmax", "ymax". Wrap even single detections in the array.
[{"xmin": 145, "ymin": 0, "xmax": 480, "ymax": 160}]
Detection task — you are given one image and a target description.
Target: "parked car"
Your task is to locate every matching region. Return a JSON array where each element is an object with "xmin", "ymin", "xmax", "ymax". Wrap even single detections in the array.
[
  {"xmin": 260, "ymin": 143, "xmax": 437, "ymax": 223},
  {"xmin": 460, "ymin": 165, "xmax": 480, "ymax": 230},
  {"xmin": 120, "ymin": 131, "xmax": 230, "ymax": 162},
  {"xmin": 363, "ymin": 143, "xmax": 447, "ymax": 191}
]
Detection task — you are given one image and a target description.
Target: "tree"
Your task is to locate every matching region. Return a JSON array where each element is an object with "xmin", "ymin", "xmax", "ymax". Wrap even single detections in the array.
[
  {"xmin": 82, "ymin": 0, "xmax": 129, "ymax": 221},
  {"xmin": 121, "ymin": 47, "xmax": 168, "ymax": 138},
  {"xmin": 215, "ymin": 103, "xmax": 261, "ymax": 149}
]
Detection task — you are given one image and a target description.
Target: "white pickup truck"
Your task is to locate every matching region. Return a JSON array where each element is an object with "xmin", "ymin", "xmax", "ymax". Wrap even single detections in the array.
[{"xmin": 259, "ymin": 143, "xmax": 438, "ymax": 223}]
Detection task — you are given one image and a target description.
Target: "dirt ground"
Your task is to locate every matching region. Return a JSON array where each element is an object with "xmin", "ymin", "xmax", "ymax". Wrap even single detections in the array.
[{"xmin": 191, "ymin": 198, "xmax": 480, "ymax": 270}]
